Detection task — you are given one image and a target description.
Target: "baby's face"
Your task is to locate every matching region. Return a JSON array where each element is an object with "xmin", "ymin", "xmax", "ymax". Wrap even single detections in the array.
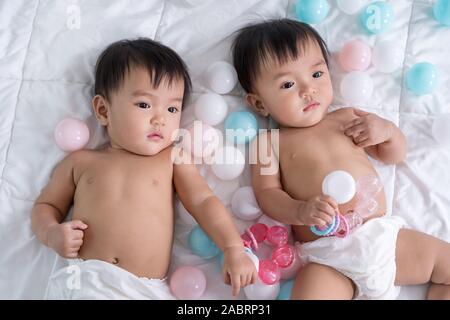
[
  {"xmin": 249, "ymin": 40, "xmax": 333, "ymax": 128},
  {"xmin": 99, "ymin": 68, "xmax": 184, "ymax": 156}
]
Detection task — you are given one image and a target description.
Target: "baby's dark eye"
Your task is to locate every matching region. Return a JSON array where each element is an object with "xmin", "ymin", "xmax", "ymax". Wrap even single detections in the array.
[
  {"xmin": 168, "ymin": 106, "xmax": 179, "ymax": 113},
  {"xmin": 136, "ymin": 102, "xmax": 151, "ymax": 109},
  {"xmin": 281, "ymin": 81, "xmax": 294, "ymax": 89},
  {"xmin": 313, "ymin": 71, "xmax": 323, "ymax": 78}
]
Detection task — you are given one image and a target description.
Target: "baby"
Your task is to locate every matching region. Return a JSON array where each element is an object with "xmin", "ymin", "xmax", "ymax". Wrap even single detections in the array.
[
  {"xmin": 32, "ymin": 38, "xmax": 257, "ymax": 299},
  {"xmin": 233, "ymin": 19, "xmax": 450, "ymax": 300}
]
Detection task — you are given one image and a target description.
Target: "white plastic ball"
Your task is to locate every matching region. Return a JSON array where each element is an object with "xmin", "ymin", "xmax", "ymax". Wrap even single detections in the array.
[
  {"xmin": 432, "ymin": 114, "xmax": 450, "ymax": 146},
  {"xmin": 203, "ymin": 61, "xmax": 238, "ymax": 94},
  {"xmin": 340, "ymin": 71, "xmax": 374, "ymax": 105},
  {"xmin": 182, "ymin": 122, "xmax": 220, "ymax": 159},
  {"xmin": 337, "ymin": 0, "xmax": 369, "ymax": 15},
  {"xmin": 244, "ymin": 278, "xmax": 280, "ymax": 300},
  {"xmin": 322, "ymin": 170, "xmax": 356, "ymax": 204},
  {"xmin": 372, "ymin": 40, "xmax": 403, "ymax": 73},
  {"xmin": 194, "ymin": 93, "xmax": 228, "ymax": 126},
  {"xmin": 211, "ymin": 146, "xmax": 245, "ymax": 180},
  {"xmin": 231, "ymin": 186, "xmax": 262, "ymax": 220}
]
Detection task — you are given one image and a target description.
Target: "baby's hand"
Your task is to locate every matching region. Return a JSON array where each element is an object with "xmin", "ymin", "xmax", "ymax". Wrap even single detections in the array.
[
  {"xmin": 47, "ymin": 220, "xmax": 88, "ymax": 258},
  {"xmin": 343, "ymin": 108, "xmax": 394, "ymax": 148},
  {"xmin": 222, "ymin": 246, "xmax": 258, "ymax": 296},
  {"xmin": 296, "ymin": 195, "xmax": 338, "ymax": 226}
]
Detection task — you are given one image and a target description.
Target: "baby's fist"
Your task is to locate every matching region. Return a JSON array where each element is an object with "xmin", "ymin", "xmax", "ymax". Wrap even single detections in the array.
[
  {"xmin": 47, "ymin": 220, "xmax": 88, "ymax": 258},
  {"xmin": 222, "ymin": 246, "xmax": 258, "ymax": 296},
  {"xmin": 297, "ymin": 195, "xmax": 338, "ymax": 226}
]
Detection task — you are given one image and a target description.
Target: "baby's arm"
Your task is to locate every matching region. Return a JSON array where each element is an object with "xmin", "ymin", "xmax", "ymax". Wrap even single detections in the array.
[
  {"xmin": 31, "ymin": 151, "xmax": 87, "ymax": 258},
  {"xmin": 343, "ymin": 108, "xmax": 407, "ymax": 164},
  {"xmin": 250, "ymin": 132, "xmax": 336, "ymax": 226},
  {"xmin": 173, "ymin": 150, "xmax": 257, "ymax": 295}
]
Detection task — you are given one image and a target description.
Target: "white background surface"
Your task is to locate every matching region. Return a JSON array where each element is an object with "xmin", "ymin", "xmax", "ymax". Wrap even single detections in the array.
[{"xmin": 0, "ymin": 0, "xmax": 449, "ymax": 299}]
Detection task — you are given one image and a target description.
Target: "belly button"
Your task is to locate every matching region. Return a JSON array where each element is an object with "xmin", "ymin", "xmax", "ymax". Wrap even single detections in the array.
[
  {"xmin": 152, "ymin": 179, "xmax": 159, "ymax": 186},
  {"xmin": 291, "ymin": 153, "xmax": 297, "ymax": 159},
  {"xmin": 87, "ymin": 177, "xmax": 94, "ymax": 184},
  {"xmin": 112, "ymin": 257, "xmax": 119, "ymax": 265}
]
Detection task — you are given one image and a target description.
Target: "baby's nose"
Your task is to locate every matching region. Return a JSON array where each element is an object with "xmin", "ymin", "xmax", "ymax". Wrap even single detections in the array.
[{"xmin": 151, "ymin": 114, "xmax": 165, "ymax": 126}]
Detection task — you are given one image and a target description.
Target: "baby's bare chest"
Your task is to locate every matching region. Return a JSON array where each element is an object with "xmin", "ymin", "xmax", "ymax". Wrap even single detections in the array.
[
  {"xmin": 278, "ymin": 120, "xmax": 375, "ymax": 200},
  {"xmin": 74, "ymin": 153, "xmax": 174, "ymax": 208}
]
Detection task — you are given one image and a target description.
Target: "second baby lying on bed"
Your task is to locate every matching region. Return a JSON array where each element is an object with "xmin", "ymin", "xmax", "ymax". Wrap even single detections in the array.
[
  {"xmin": 233, "ymin": 19, "xmax": 450, "ymax": 300},
  {"xmin": 31, "ymin": 38, "xmax": 257, "ymax": 299}
]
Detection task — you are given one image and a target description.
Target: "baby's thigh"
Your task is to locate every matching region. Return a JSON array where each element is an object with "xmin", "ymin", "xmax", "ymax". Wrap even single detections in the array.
[{"xmin": 291, "ymin": 262, "xmax": 355, "ymax": 300}]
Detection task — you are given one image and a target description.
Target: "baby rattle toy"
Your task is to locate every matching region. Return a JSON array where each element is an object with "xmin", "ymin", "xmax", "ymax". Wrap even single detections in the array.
[
  {"xmin": 241, "ymin": 223, "xmax": 299, "ymax": 285},
  {"xmin": 310, "ymin": 170, "xmax": 382, "ymax": 238}
]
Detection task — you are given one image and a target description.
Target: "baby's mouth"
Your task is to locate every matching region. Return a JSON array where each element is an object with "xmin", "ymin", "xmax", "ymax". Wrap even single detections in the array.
[
  {"xmin": 302, "ymin": 102, "xmax": 320, "ymax": 112},
  {"xmin": 147, "ymin": 132, "xmax": 163, "ymax": 140}
]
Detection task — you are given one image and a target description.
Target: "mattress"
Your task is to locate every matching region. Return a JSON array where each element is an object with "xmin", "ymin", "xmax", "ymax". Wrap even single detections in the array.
[{"xmin": 0, "ymin": 0, "xmax": 449, "ymax": 299}]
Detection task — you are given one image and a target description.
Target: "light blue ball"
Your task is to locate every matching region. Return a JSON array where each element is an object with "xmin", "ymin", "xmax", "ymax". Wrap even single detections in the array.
[
  {"xmin": 360, "ymin": 1, "xmax": 394, "ymax": 34},
  {"xmin": 188, "ymin": 225, "xmax": 220, "ymax": 259},
  {"xmin": 434, "ymin": 0, "xmax": 450, "ymax": 26},
  {"xmin": 295, "ymin": 0, "xmax": 329, "ymax": 24},
  {"xmin": 277, "ymin": 279, "xmax": 295, "ymax": 300},
  {"xmin": 406, "ymin": 62, "xmax": 439, "ymax": 96},
  {"xmin": 224, "ymin": 110, "xmax": 258, "ymax": 145}
]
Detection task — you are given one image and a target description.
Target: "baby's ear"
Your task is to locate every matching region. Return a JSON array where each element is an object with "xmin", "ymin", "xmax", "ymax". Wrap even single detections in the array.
[
  {"xmin": 246, "ymin": 93, "xmax": 269, "ymax": 117},
  {"xmin": 92, "ymin": 95, "xmax": 109, "ymax": 126}
]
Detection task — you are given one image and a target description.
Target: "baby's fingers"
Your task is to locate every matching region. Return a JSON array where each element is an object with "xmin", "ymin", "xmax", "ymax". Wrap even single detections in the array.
[
  {"xmin": 314, "ymin": 211, "xmax": 334, "ymax": 225},
  {"xmin": 231, "ymin": 273, "xmax": 241, "ymax": 296},
  {"xmin": 316, "ymin": 201, "xmax": 336, "ymax": 217},
  {"xmin": 320, "ymin": 195, "xmax": 339, "ymax": 210},
  {"xmin": 222, "ymin": 269, "xmax": 231, "ymax": 285},
  {"xmin": 343, "ymin": 117, "xmax": 364, "ymax": 130}
]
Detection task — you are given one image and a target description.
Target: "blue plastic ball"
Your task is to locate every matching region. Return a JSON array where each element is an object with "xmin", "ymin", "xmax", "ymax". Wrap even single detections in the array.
[
  {"xmin": 188, "ymin": 225, "xmax": 220, "ymax": 259},
  {"xmin": 295, "ymin": 0, "xmax": 330, "ymax": 24},
  {"xmin": 406, "ymin": 62, "xmax": 439, "ymax": 96},
  {"xmin": 224, "ymin": 110, "xmax": 258, "ymax": 145},
  {"xmin": 277, "ymin": 279, "xmax": 295, "ymax": 300},
  {"xmin": 434, "ymin": 0, "xmax": 450, "ymax": 26},
  {"xmin": 360, "ymin": 1, "xmax": 394, "ymax": 34}
]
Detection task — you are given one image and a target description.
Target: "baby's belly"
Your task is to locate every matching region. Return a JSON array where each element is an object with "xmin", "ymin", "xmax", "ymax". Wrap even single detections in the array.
[
  {"xmin": 73, "ymin": 203, "xmax": 174, "ymax": 279},
  {"xmin": 285, "ymin": 159, "xmax": 387, "ymax": 243}
]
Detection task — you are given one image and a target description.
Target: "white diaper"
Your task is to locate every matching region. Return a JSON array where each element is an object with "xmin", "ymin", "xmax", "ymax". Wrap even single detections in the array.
[
  {"xmin": 298, "ymin": 216, "xmax": 405, "ymax": 300},
  {"xmin": 44, "ymin": 259, "xmax": 175, "ymax": 300}
]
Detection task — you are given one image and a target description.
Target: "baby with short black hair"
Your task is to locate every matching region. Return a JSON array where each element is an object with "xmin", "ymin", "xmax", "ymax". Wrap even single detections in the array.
[
  {"xmin": 233, "ymin": 19, "xmax": 450, "ymax": 300},
  {"xmin": 32, "ymin": 38, "xmax": 257, "ymax": 299}
]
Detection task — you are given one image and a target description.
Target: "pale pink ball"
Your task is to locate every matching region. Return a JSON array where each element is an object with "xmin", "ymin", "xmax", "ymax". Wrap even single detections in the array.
[
  {"xmin": 170, "ymin": 266, "xmax": 206, "ymax": 299},
  {"xmin": 339, "ymin": 40, "xmax": 372, "ymax": 72},
  {"xmin": 54, "ymin": 118, "xmax": 90, "ymax": 152}
]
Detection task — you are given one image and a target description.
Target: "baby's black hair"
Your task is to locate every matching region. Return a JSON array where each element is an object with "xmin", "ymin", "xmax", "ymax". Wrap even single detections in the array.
[
  {"xmin": 94, "ymin": 38, "xmax": 192, "ymax": 107},
  {"xmin": 232, "ymin": 19, "xmax": 330, "ymax": 93}
]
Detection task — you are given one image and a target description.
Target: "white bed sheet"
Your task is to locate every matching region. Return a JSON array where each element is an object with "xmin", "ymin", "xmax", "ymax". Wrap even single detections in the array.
[{"xmin": 0, "ymin": 0, "xmax": 449, "ymax": 299}]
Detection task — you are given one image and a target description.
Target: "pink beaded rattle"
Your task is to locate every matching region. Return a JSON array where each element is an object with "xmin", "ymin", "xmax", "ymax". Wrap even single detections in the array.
[
  {"xmin": 311, "ymin": 171, "xmax": 382, "ymax": 238},
  {"xmin": 241, "ymin": 223, "xmax": 298, "ymax": 285}
]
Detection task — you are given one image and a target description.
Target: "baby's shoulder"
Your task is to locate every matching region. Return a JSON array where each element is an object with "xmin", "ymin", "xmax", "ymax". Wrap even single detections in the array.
[
  {"xmin": 327, "ymin": 107, "xmax": 359, "ymax": 124},
  {"xmin": 61, "ymin": 149, "xmax": 102, "ymax": 170},
  {"xmin": 330, "ymin": 106, "xmax": 355, "ymax": 117}
]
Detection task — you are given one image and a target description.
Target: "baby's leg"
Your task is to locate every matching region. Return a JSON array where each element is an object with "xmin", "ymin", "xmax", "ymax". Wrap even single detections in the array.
[
  {"xmin": 291, "ymin": 262, "xmax": 355, "ymax": 300},
  {"xmin": 395, "ymin": 228, "xmax": 450, "ymax": 299}
]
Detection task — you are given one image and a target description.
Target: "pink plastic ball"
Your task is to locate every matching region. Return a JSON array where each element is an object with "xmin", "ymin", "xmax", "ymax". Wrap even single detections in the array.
[
  {"xmin": 54, "ymin": 118, "xmax": 90, "ymax": 152},
  {"xmin": 266, "ymin": 226, "xmax": 288, "ymax": 247},
  {"xmin": 170, "ymin": 266, "xmax": 206, "ymax": 299},
  {"xmin": 271, "ymin": 244, "xmax": 294, "ymax": 268},
  {"xmin": 339, "ymin": 40, "xmax": 372, "ymax": 72},
  {"xmin": 258, "ymin": 259, "xmax": 281, "ymax": 285},
  {"xmin": 280, "ymin": 245, "xmax": 303, "ymax": 280}
]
